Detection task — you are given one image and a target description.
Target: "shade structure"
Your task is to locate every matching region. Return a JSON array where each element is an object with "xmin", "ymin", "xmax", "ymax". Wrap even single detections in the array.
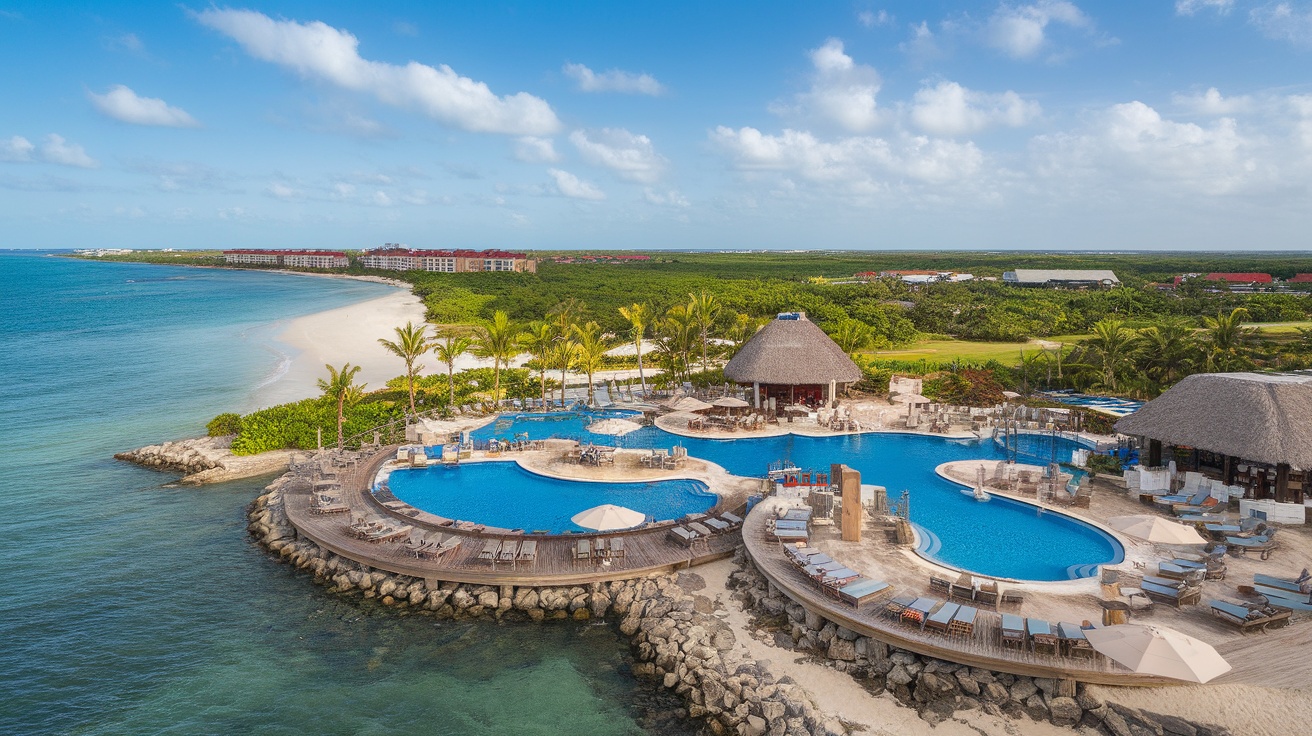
[
  {"xmin": 723, "ymin": 313, "xmax": 861, "ymax": 386},
  {"xmin": 711, "ymin": 397, "xmax": 750, "ymax": 408},
  {"xmin": 587, "ymin": 418, "xmax": 643, "ymax": 436},
  {"xmin": 1106, "ymin": 515, "xmax": 1207, "ymax": 545},
  {"xmin": 891, "ymin": 393, "xmax": 931, "ymax": 405},
  {"xmin": 671, "ymin": 396, "xmax": 714, "ymax": 413},
  {"xmin": 571, "ymin": 504, "xmax": 645, "ymax": 531},
  {"xmin": 1083, "ymin": 625, "xmax": 1231, "ymax": 683}
]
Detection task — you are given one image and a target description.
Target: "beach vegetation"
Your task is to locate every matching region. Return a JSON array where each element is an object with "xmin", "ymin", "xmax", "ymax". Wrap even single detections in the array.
[
  {"xmin": 617, "ymin": 302, "xmax": 654, "ymax": 396},
  {"xmin": 432, "ymin": 332, "xmax": 474, "ymax": 408},
  {"xmin": 206, "ymin": 412, "xmax": 243, "ymax": 437},
  {"xmin": 318, "ymin": 362, "xmax": 365, "ymax": 449},
  {"xmin": 471, "ymin": 311, "xmax": 519, "ymax": 403},
  {"xmin": 377, "ymin": 321, "xmax": 431, "ymax": 415}
]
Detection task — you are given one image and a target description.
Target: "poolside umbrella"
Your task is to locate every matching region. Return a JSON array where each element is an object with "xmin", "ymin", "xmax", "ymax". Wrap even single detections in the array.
[
  {"xmin": 1082, "ymin": 624, "xmax": 1231, "ymax": 683},
  {"xmin": 571, "ymin": 504, "xmax": 645, "ymax": 531},
  {"xmin": 1106, "ymin": 515, "xmax": 1207, "ymax": 545},
  {"xmin": 891, "ymin": 393, "xmax": 931, "ymax": 406},
  {"xmin": 588, "ymin": 417, "xmax": 643, "ymax": 436},
  {"xmin": 672, "ymin": 397, "xmax": 714, "ymax": 413},
  {"xmin": 1002, "ymin": 391, "xmax": 1021, "ymax": 399},
  {"xmin": 712, "ymin": 396, "xmax": 750, "ymax": 409}
]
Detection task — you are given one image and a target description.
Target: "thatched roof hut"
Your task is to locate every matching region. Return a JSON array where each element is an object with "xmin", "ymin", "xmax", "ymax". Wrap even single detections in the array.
[
  {"xmin": 724, "ymin": 313, "xmax": 861, "ymax": 409},
  {"xmin": 1114, "ymin": 372, "xmax": 1312, "ymax": 469}
]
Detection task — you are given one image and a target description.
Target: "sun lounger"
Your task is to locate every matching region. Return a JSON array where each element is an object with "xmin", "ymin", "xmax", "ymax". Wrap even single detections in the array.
[
  {"xmin": 719, "ymin": 511, "xmax": 744, "ymax": 525},
  {"xmin": 1172, "ymin": 556, "xmax": 1227, "ymax": 580},
  {"xmin": 668, "ymin": 526, "xmax": 698, "ymax": 546},
  {"xmin": 975, "ymin": 581, "xmax": 999, "ymax": 607},
  {"xmin": 1027, "ymin": 618, "xmax": 1059, "ymax": 655},
  {"xmin": 781, "ymin": 508, "xmax": 812, "ymax": 521},
  {"xmin": 883, "ymin": 594, "xmax": 915, "ymax": 619},
  {"xmin": 1157, "ymin": 563, "xmax": 1206, "ymax": 584},
  {"xmin": 949, "ymin": 573, "xmax": 975, "ymax": 602},
  {"xmin": 787, "ymin": 549, "xmax": 830, "ymax": 567},
  {"xmin": 804, "ymin": 560, "xmax": 846, "ymax": 577},
  {"xmin": 573, "ymin": 538, "xmax": 592, "ymax": 563},
  {"xmin": 687, "ymin": 522, "xmax": 714, "ymax": 538},
  {"xmin": 1141, "ymin": 580, "xmax": 1200, "ymax": 607},
  {"xmin": 929, "ymin": 576, "xmax": 951, "ymax": 594},
  {"xmin": 1142, "ymin": 574, "xmax": 1187, "ymax": 590},
  {"xmin": 365, "ymin": 524, "xmax": 414, "ymax": 543},
  {"xmin": 773, "ymin": 528, "xmax": 809, "ymax": 543},
  {"xmin": 925, "ymin": 601, "xmax": 961, "ymax": 634},
  {"xmin": 1253, "ymin": 573, "xmax": 1303, "ymax": 593},
  {"xmin": 498, "ymin": 540, "xmax": 520, "ymax": 566},
  {"xmin": 948, "ymin": 606, "xmax": 978, "ymax": 637},
  {"xmin": 609, "ymin": 537, "xmax": 624, "ymax": 564},
  {"xmin": 430, "ymin": 535, "xmax": 461, "ymax": 559},
  {"xmin": 312, "ymin": 498, "xmax": 350, "ymax": 514},
  {"xmin": 592, "ymin": 538, "xmax": 611, "ymax": 563},
  {"xmin": 703, "ymin": 517, "xmax": 730, "ymax": 533},
  {"xmin": 814, "ymin": 566, "xmax": 861, "ymax": 586},
  {"xmin": 901, "ymin": 597, "xmax": 937, "ymax": 628},
  {"xmin": 1057, "ymin": 622, "xmax": 1094, "ymax": 658},
  {"xmin": 1000, "ymin": 614, "xmax": 1027, "ymax": 649},
  {"xmin": 1226, "ymin": 534, "xmax": 1279, "ymax": 559},
  {"xmin": 479, "ymin": 540, "xmax": 503, "ymax": 563},
  {"xmin": 832, "ymin": 578, "xmax": 891, "ymax": 608},
  {"xmin": 1209, "ymin": 599, "xmax": 1292, "ymax": 632},
  {"xmin": 771, "ymin": 519, "xmax": 808, "ymax": 530},
  {"xmin": 1251, "ymin": 583, "xmax": 1312, "ymax": 606}
]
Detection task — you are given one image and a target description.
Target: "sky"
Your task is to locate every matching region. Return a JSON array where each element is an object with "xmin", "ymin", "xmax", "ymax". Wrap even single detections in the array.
[{"xmin": 2, "ymin": 1, "xmax": 1312, "ymax": 251}]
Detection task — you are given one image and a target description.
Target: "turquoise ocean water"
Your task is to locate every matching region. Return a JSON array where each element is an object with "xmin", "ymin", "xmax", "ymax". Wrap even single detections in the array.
[{"xmin": 0, "ymin": 253, "xmax": 690, "ymax": 735}]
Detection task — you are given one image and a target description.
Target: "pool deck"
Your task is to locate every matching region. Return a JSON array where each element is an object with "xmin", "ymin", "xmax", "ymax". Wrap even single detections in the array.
[{"xmin": 282, "ymin": 445, "xmax": 752, "ymax": 587}]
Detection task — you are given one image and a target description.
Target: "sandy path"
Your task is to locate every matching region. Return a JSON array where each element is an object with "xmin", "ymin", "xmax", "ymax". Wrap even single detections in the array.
[{"xmin": 695, "ymin": 559, "xmax": 1073, "ymax": 736}]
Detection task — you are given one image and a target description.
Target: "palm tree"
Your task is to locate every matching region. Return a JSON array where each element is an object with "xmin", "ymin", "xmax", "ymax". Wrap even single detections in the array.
[
  {"xmin": 548, "ymin": 297, "xmax": 585, "ymax": 338},
  {"xmin": 725, "ymin": 312, "xmax": 762, "ymax": 350},
  {"xmin": 656, "ymin": 304, "xmax": 697, "ymax": 383},
  {"xmin": 1203, "ymin": 307, "xmax": 1252, "ymax": 372},
  {"xmin": 687, "ymin": 290, "xmax": 721, "ymax": 374},
  {"xmin": 518, "ymin": 320, "xmax": 555, "ymax": 408},
  {"xmin": 317, "ymin": 363, "xmax": 364, "ymax": 449},
  {"xmin": 572, "ymin": 321, "xmax": 612, "ymax": 405},
  {"xmin": 551, "ymin": 336, "xmax": 580, "ymax": 406},
  {"xmin": 1082, "ymin": 319, "xmax": 1137, "ymax": 392},
  {"xmin": 472, "ymin": 310, "xmax": 519, "ymax": 405},
  {"xmin": 618, "ymin": 302, "xmax": 653, "ymax": 397},
  {"xmin": 829, "ymin": 318, "xmax": 874, "ymax": 358},
  {"xmin": 1136, "ymin": 318, "xmax": 1196, "ymax": 388},
  {"xmin": 377, "ymin": 321, "xmax": 430, "ymax": 415},
  {"xmin": 432, "ymin": 333, "xmax": 473, "ymax": 410}
]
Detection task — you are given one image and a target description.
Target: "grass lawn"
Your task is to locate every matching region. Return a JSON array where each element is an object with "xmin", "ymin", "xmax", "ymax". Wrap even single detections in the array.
[{"xmin": 1243, "ymin": 321, "xmax": 1312, "ymax": 334}]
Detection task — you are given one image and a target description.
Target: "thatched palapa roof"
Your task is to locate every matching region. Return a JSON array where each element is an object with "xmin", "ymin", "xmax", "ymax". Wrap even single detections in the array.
[
  {"xmin": 723, "ymin": 313, "xmax": 861, "ymax": 386},
  {"xmin": 1114, "ymin": 372, "xmax": 1312, "ymax": 468}
]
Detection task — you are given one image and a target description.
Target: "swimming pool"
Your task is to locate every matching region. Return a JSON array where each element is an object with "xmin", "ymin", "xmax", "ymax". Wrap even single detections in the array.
[
  {"xmin": 1041, "ymin": 391, "xmax": 1144, "ymax": 417},
  {"xmin": 467, "ymin": 412, "xmax": 1123, "ymax": 581},
  {"xmin": 387, "ymin": 461, "xmax": 717, "ymax": 533}
]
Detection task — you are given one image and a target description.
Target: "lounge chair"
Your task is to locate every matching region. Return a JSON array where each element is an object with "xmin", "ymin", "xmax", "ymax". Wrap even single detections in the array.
[
  {"xmin": 770, "ymin": 519, "xmax": 808, "ymax": 531},
  {"xmin": 901, "ymin": 597, "xmax": 937, "ymax": 629},
  {"xmin": 1000, "ymin": 614, "xmax": 1027, "ymax": 649},
  {"xmin": 804, "ymin": 560, "xmax": 846, "ymax": 578},
  {"xmin": 1057, "ymin": 622, "xmax": 1094, "ymax": 658},
  {"xmin": 609, "ymin": 537, "xmax": 625, "ymax": 565},
  {"xmin": 780, "ymin": 508, "xmax": 812, "ymax": 522},
  {"xmin": 883, "ymin": 594, "xmax": 915, "ymax": 619},
  {"xmin": 703, "ymin": 517, "xmax": 730, "ymax": 533},
  {"xmin": 1157, "ymin": 563, "xmax": 1206, "ymax": 585},
  {"xmin": 1027, "ymin": 619, "xmax": 1059, "ymax": 655},
  {"xmin": 668, "ymin": 526, "xmax": 698, "ymax": 546},
  {"xmin": 1209, "ymin": 599, "xmax": 1292, "ymax": 633},
  {"xmin": 687, "ymin": 521, "xmax": 714, "ymax": 538},
  {"xmin": 365, "ymin": 524, "xmax": 413, "ymax": 543},
  {"xmin": 478, "ymin": 540, "xmax": 503, "ymax": 564},
  {"xmin": 1171, "ymin": 557, "xmax": 1226, "ymax": 580},
  {"xmin": 831, "ymin": 578, "xmax": 891, "ymax": 608},
  {"xmin": 813, "ymin": 566, "xmax": 861, "ymax": 587},
  {"xmin": 429, "ymin": 535, "xmax": 461, "ymax": 559},
  {"xmin": 1253, "ymin": 573, "xmax": 1304, "ymax": 593},
  {"xmin": 975, "ymin": 581, "xmax": 1000, "ymax": 607},
  {"xmin": 573, "ymin": 538, "xmax": 592, "ymax": 563},
  {"xmin": 925, "ymin": 601, "xmax": 961, "ymax": 634},
  {"xmin": 1225, "ymin": 533, "xmax": 1279, "ymax": 560},
  {"xmin": 498, "ymin": 540, "xmax": 520, "ymax": 567},
  {"xmin": 719, "ymin": 511, "xmax": 744, "ymax": 525},
  {"xmin": 1141, "ymin": 580, "xmax": 1200, "ymax": 607},
  {"xmin": 949, "ymin": 573, "xmax": 975, "ymax": 602},
  {"xmin": 773, "ymin": 528, "xmax": 809, "ymax": 543},
  {"xmin": 592, "ymin": 538, "xmax": 611, "ymax": 564},
  {"xmin": 929, "ymin": 576, "xmax": 952, "ymax": 595},
  {"xmin": 943, "ymin": 605, "xmax": 975, "ymax": 637},
  {"xmin": 786, "ymin": 547, "xmax": 826, "ymax": 565}
]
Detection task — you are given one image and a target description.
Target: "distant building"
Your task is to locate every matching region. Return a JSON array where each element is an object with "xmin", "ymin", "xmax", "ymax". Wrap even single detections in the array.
[
  {"xmin": 223, "ymin": 250, "xmax": 349, "ymax": 268},
  {"xmin": 1003, "ymin": 269, "xmax": 1120, "ymax": 288},
  {"xmin": 551, "ymin": 254, "xmax": 651, "ymax": 264},
  {"xmin": 855, "ymin": 270, "xmax": 973, "ymax": 284},
  {"xmin": 1288, "ymin": 274, "xmax": 1312, "ymax": 284},
  {"xmin": 1172, "ymin": 272, "xmax": 1273, "ymax": 287},
  {"xmin": 360, "ymin": 245, "xmax": 536, "ymax": 273}
]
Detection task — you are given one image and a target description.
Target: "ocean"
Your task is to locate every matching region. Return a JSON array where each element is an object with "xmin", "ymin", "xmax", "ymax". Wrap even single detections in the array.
[{"xmin": 0, "ymin": 253, "xmax": 692, "ymax": 735}]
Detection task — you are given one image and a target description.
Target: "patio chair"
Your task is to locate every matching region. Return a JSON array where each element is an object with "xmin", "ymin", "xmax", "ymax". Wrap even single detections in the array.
[
  {"xmin": 1141, "ymin": 580, "xmax": 1200, "ymax": 607},
  {"xmin": 1209, "ymin": 599, "xmax": 1292, "ymax": 633},
  {"xmin": 497, "ymin": 540, "xmax": 520, "ymax": 567},
  {"xmin": 1027, "ymin": 618, "xmax": 1059, "ymax": 655},
  {"xmin": 925, "ymin": 601, "xmax": 961, "ymax": 634},
  {"xmin": 479, "ymin": 540, "xmax": 503, "ymax": 564},
  {"xmin": 1000, "ymin": 614, "xmax": 1027, "ymax": 649},
  {"xmin": 573, "ymin": 538, "xmax": 593, "ymax": 564},
  {"xmin": 832, "ymin": 578, "xmax": 891, "ymax": 609},
  {"xmin": 901, "ymin": 597, "xmax": 937, "ymax": 629},
  {"xmin": 929, "ymin": 576, "xmax": 952, "ymax": 595},
  {"xmin": 1057, "ymin": 622, "xmax": 1094, "ymax": 658},
  {"xmin": 667, "ymin": 526, "xmax": 698, "ymax": 547},
  {"xmin": 883, "ymin": 594, "xmax": 915, "ymax": 619},
  {"xmin": 975, "ymin": 581, "xmax": 1000, "ymax": 607},
  {"xmin": 949, "ymin": 573, "xmax": 976, "ymax": 602}
]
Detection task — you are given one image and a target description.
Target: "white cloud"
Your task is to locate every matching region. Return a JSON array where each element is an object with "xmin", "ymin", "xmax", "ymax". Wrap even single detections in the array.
[
  {"xmin": 332, "ymin": 182, "xmax": 356, "ymax": 199},
  {"xmin": 562, "ymin": 63, "xmax": 664, "ymax": 95},
  {"xmin": 900, "ymin": 21, "xmax": 942, "ymax": 60},
  {"xmin": 569, "ymin": 128, "xmax": 665, "ymax": 182},
  {"xmin": 774, "ymin": 39, "xmax": 882, "ymax": 132},
  {"xmin": 372, "ymin": 191, "xmax": 393, "ymax": 206},
  {"xmin": 1173, "ymin": 87, "xmax": 1252, "ymax": 115},
  {"xmin": 985, "ymin": 1, "xmax": 1091, "ymax": 59},
  {"xmin": 910, "ymin": 81, "xmax": 1041, "ymax": 136},
  {"xmin": 267, "ymin": 182, "xmax": 298, "ymax": 199},
  {"xmin": 711, "ymin": 126, "xmax": 983, "ymax": 188},
  {"xmin": 1034, "ymin": 101, "xmax": 1260, "ymax": 195},
  {"xmin": 88, "ymin": 85, "xmax": 200, "ymax": 128},
  {"xmin": 644, "ymin": 188, "xmax": 690, "ymax": 207},
  {"xmin": 858, "ymin": 10, "xmax": 893, "ymax": 28},
  {"xmin": 1175, "ymin": 0, "xmax": 1234, "ymax": 15},
  {"xmin": 548, "ymin": 168, "xmax": 606, "ymax": 200},
  {"xmin": 1, "ymin": 135, "xmax": 34, "ymax": 162},
  {"xmin": 40, "ymin": 134, "xmax": 98, "ymax": 168},
  {"xmin": 514, "ymin": 136, "xmax": 561, "ymax": 163},
  {"xmin": 1250, "ymin": 3, "xmax": 1312, "ymax": 45},
  {"xmin": 196, "ymin": 9, "xmax": 560, "ymax": 136}
]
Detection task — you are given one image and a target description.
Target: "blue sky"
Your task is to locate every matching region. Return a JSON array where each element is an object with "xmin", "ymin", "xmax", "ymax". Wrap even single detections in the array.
[{"xmin": 2, "ymin": 1, "xmax": 1312, "ymax": 250}]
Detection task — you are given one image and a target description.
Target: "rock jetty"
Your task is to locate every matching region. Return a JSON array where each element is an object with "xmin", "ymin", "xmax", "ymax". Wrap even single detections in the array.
[{"xmin": 116, "ymin": 435, "xmax": 293, "ymax": 484}]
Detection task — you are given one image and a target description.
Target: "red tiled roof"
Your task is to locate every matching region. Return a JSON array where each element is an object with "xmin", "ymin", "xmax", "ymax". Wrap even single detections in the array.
[
  {"xmin": 224, "ymin": 249, "xmax": 346, "ymax": 257},
  {"xmin": 1288, "ymin": 274, "xmax": 1312, "ymax": 283},
  {"xmin": 1204, "ymin": 272, "xmax": 1272, "ymax": 283},
  {"xmin": 363, "ymin": 248, "xmax": 528, "ymax": 259}
]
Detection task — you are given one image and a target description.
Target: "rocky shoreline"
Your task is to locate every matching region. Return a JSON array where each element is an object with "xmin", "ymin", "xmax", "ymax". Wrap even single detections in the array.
[
  {"xmin": 247, "ymin": 469, "xmax": 1230, "ymax": 736},
  {"xmin": 115, "ymin": 435, "xmax": 293, "ymax": 484}
]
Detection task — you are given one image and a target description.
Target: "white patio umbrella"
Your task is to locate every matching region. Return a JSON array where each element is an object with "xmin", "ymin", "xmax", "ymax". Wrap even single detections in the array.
[
  {"xmin": 1107, "ymin": 515, "xmax": 1207, "ymax": 545},
  {"xmin": 1002, "ymin": 391, "xmax": 1021, "ymax": 399},
  {"xmin": 711, "ymin": 397, "xmax": 750, "ymax": 408},
  {"xmin": 587, "ymin": 417, "xmax": 643, "ymax": 436},
  {"xmin": 891, "ymin": 393, "xmax": 932, "ymax": 405},
  {"xmin": 1082, "ymin": 624, "xmax": 1231, "ymax": 683},
  {"xmin": 571, "ymin": 504, "xmax": 645, "ymax": 531},
  {"xmin": 672, "ymin": 396, "xmax": 714, "ymax": 413}
]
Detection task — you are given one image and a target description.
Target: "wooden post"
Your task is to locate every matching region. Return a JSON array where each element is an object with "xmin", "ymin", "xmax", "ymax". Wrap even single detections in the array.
[
  {"xmin": 833, "ymin": 463, "xmax": 862, "ymax": 542},
  {"xmin": 1148, "ymin": 439, "xmax": 1162, "ymax": 468},
  {"xmin": 1276, "ymin": 463, "xmax": 1291, "ymax": 504},
  {"xmin": 1223, "ymin": 455, "xmax": 1235, "ymax": 485}
]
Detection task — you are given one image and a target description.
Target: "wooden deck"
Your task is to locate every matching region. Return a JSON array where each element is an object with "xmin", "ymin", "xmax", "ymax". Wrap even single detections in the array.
[
  {"xmin": 282, "ymin": 447, "xmax": 740, "ymax": 586},
  {"xmin": 742, "ymin": 504, "xmax": 1176, "ymax": 686}
]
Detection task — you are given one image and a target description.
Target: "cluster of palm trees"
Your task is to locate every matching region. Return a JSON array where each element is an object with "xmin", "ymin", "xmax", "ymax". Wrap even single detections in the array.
[
  {"xmin": 370, "ymin": 290, "xmax": 756, "ymax": 417},
  {"xmin": 1028, "ymin": 308, "xmax": 1254, "ymax": 397}
]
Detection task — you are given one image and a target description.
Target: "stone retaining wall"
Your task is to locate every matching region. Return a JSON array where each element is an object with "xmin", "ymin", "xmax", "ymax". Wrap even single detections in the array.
[{"xmin": 728, "ymin": 556, "xmax": 1231, "ymax": 736}]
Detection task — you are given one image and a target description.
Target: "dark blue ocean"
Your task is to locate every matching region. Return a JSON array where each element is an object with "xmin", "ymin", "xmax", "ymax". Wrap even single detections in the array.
[{"xmin": 0, "ymin": 253, "xmax": 689, "ymax": 735}]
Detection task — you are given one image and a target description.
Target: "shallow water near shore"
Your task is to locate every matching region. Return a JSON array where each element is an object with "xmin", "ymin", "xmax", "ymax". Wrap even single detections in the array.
[{"xmin": 0, "ymin": 253, "xmax": 694, "ymax": 735}]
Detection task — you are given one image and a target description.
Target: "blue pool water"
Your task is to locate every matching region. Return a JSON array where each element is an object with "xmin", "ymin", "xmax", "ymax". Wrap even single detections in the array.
[
  {"xmin": 467, "ymin": 412, "xmax": 1122, "ymax": 581},
  {"xmin": 1041, "ymin": 391, "xmax": 1144, "ymax": 417},
  {"xmin": 388, "ymin": 462, "xmax": 717, "ymax": 533}
]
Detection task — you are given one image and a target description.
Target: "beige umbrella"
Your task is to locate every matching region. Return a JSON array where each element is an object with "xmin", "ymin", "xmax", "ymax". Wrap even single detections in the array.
[
  {"xmin": 891, "ymin": 393, "xmax": 932, "ymax": 405},
  {"xmin": 711, "ymin": 397, "xmax": 750, "ymax": 408},
  {"xmin": 571, "ymin": 504, "xmax": 645, "ymax": 531},
  {"xmin": 672, "ymin": 396, "xmax": 714, "ymax": 413},
  {"xmin": 1107, "ymin": 515, "xmax": 1207, "ymax": 545},
  {"xmin": 587, "ymin": 417, "xmax": 643, "ymax": 436},
  {"xmin": 1002, "ymin": 391, "xmax": 1021, "ymax": 399},
  {"xmin": 1083, "ymin": 624, "xmax": 1231, "ymax": 683}
]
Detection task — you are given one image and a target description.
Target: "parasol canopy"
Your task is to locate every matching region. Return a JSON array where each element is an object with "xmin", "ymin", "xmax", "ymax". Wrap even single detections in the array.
[
  {"xmin": 587, "ymin": 417, "xmax": 643, "ymax": 436},
  {"xmin": 1107, "ymin": 515, "xmax": 1207, "ymax": 545},
  {"xmin": 891, "ymin": 393, "xmax": 931, "ymax": 405},
  {"xmin": 671, "ymin": 396, "xmax": 714, "ymax": 413},
  {"xmin": 711, "ymin": 397, "xmax": 750, "ymax": 408},
  {"xmin": 1082, "ymin": 624, "xmax": 1231, "ymax": 683},
  {"xmin": 571, "ymin": 504, "xmax": 645, "ymax": 531}
]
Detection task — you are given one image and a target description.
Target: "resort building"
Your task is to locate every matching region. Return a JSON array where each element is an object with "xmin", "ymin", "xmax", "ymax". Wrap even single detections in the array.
[
  {"xmin": 222, "ymin": 249, "xmax": 349, "ymax": 268},
  {"xmin": 1172, "ymin": 273, "xmax": 1273, "ymax": 288},
  {"xmin": 1115, "ymin": 372, "xmax": 1312, "ymax": 504},
  {"xmin": 723, "ymin": 312, "xmax": 862, "ymax": 410},
  {"xmin": 1003, "ymin": 269, "xmax": 1120, "ymax": 288},
  {"xmin": 855, "ymin": 270, "xmax": 974, "ymax": 284},
  {"xmin": 360, "ymin": 246, "xmax": 536, "ymax": 273}
]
